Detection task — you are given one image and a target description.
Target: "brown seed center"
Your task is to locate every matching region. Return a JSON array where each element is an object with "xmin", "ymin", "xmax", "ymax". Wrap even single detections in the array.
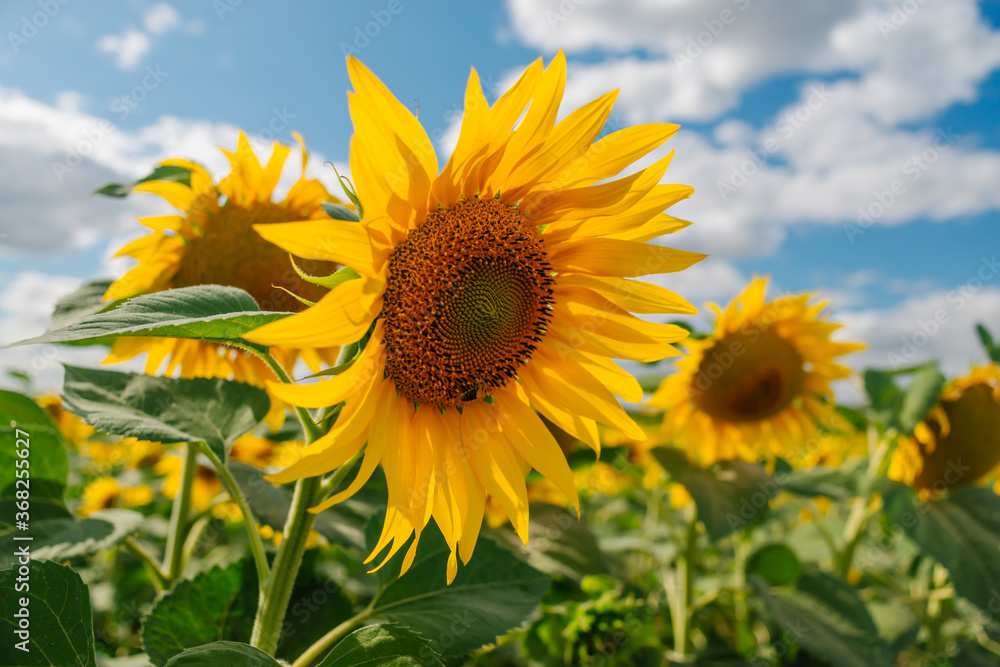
[
  {"xmin": 172, "ymin": 201, "xmax": 335, "ymax": 312},
  {"xmin": 381, "ymin": 197, "xmax": 554, "ymax": 407},
  {"xmin": 691, "ymin": 327, "xmax": 806, "ymax": 422}
]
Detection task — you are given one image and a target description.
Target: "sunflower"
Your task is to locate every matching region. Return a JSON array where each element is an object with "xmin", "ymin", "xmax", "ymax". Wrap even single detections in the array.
[
  {"xmin": 36, "ymin": 394, "xmax": 94, "ymax": 446},
  {"xmin": 244, "ymin": 53, "xmax": 703, "ymax": 582},
  {"xmin": 648, "ymin": 277, "xmax": 864, "ymax": 466},
  {"xmin": 79, "ymin": 476, "xmax": 154, "ymax": 517},
  {"xmin": 156, "ymin": 455, "xmax": 223, "ymax": 513},
  {"xmin": 889, "ymin": 364, "xmax": 1000, "ymax": 493},
  {"xmin": 102, "ymin": 132, "xmax": 343, "ymax": 411}
]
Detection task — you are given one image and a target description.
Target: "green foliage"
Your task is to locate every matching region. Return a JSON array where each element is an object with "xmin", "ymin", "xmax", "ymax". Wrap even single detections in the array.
[
  {"xmin": 864, "ymin": 363, "xmax": 945, "ymax": 435},
  {"xmin": 61, "ymin": 365, "xmax": 269, "ymax": 460},
  {"xmin": 491, "ymin": 503, "xmax": 611, "ymax": 581},
  {"xmin": 94, "ymin": 164, "xmax": 192, "ymax": 198},
  {"xmin": 883, "ymin": 482, "xmax": 1000, "ymax": 613},
  {"xmin": 228, "ymin": 461, "xmax": 379, "ymax": 551},
  {"xmin": 0, "ymin": 509, "xmax": 143, "ymax": 569},
  {"xmin": 977, "ymin": 323, "xmax": 1000, "ymax": 363},
  {"xmin": 316, "ymin": 624, "xmax": 442, "ymax": 667},
  {"xmin": 523, "ymin": 576, "xmax": 661, "ymax": 667},
  {"xmin": 747, "ymin": 543, "xmax": 802, "ymax": 586},
  {"xmin": 0, "ymin": 390, "xmax": 70, "ymax": 524},
  {"xmin": 0, "ymin": 560, "xmax": 97, "ymax": 666},
  {"xmin": 754, "ymin": 569, "xmax": 892, "ymax": 667},
  {"xmin": 48, "ymin": 279, "xmax": 119, "ymax": 332},
  {"xmin": 162, "ymin": 642, "xmax": 280, "ymax": 666},
  {"xmin": 652, "ymin": 447, "xmax": 775, "ymax": 541},
  {"xmin": 16, "ymin": 285, "xmax": 290, "ymax": 352},
  {"xmin": 143, "ymin": 560, "xmax": 259, "ymax": 666},
  {"xmin": 368, "ymin": 521, "xmax": 551, "ymax": 657}
]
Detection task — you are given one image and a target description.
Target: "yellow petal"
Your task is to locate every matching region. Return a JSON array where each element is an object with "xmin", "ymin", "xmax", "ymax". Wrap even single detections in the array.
[
  {"xmin": 253, "ymin": 219, "xmax": 376, "ymax": 277},
  {"xmin": 493, "ymin": 386, "xmax": 580, "ymax": 515},
  {"xmin": 460, "ymin": 402, "xmax": 530, "ymax": 544},
  {"xmin": 267, "ymin": 323, "xmax": 384, "ymax": 409},
  {"xmin": 243, "ymin": 276, "xmax": 383, "ymax": 348},
  {"xmin": 551, "ymin": 238, "xmax": 706, "ymax": 278},
  {"xmin": 554, "ymin": 273, "xmax": 697, "ymax": 315}
]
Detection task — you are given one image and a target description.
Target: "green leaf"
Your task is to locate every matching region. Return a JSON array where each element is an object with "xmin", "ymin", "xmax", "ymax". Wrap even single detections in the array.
[
  {"xmin": 0, "ymin": 509, "xmax": 143, "ymax": 570},
  {"xmin": 61, "ymin": 366, "xmax": 269, "ymax": 461},
  {"xmin": 0, "ymin": 560, "xmax": 97, "ymax": 666},
  {"xmin": 651, "ymin": 448, "xmax": 776, "ymax": 541},
  {"xmin": 227, "ymin": 461, "xmax": 378, "ymax": 550},
  {"xmin": 316, "ymin": 624, "xmax": 442, "ymax": 667},
  {"xmin": 94, "ymin": 164, "xmax": 192, "ymax": 198},
  {"xmin": 977, "ymin": 323, "xmax": 1000, "ymax": 363},
  {"xmin": 491, "ymin": 503, "xmax": 610, "ymax": 581},
  {"xmin": 897, "ymin": 363, "xmax": 945, "ymax": 435},
  {"xmin": 143, "ymin": 561, "xmax": 258, "ymax": 666},
  {"xmin": 370, "ymin": 522, "xmax": 550, "ymax": 657},
  {"xmin": 321, "ymin": 201, "xmax": 361, "ymax": 222},
  {"xmin": 14, "ymin": 285, "xmax": 291, "ymax": 352},
  {"xmin": 161, "ymin": 642, "xmax": 279, "ymax": 667},
  {"xmin": 747, "ymin": 543, "xmax": 801, "ymax": 586},
  {"xmin": 49, "ymin": 279, "xmax": 119, "ymax": 332},
  {"xmin": 883, "ymin": 482, "xmax": 1000, "ymax": 612},
  {"xmin": 864, "ymin": 369, "xmax": 903, "ymax": 430},
  {"xmin": 780, "ymin": 466, "xmax": 860, "ymax": 500},
  {"xmin": 0, "ymin": 390, "xmax": 70, "ymax": 524},
  {"xmin": 753, "ymin": 569, "xmax": 892, "ymax": 667}
]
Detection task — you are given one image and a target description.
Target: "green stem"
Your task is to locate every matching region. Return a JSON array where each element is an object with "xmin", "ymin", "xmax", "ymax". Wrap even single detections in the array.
[
  {"xmin": 733, "ymin": 530, "xmax": 753, "ymax": 654},
  {"xmin": 290, "ymin": 605, "xmax": 374, "ymax": 667},
  {"xmin": 837, "ymin": 435, "xmax": 891, "ymax": 577},
  {"xmin": 251, "ymin": 476, "xmax": 321, "ymax": 654},
  {"xmin": 670, "ymin": 504, "xmax": 699, "ymax": 658},
  {"xmin": 123, "ymin": 537, "xmax": 168, "ymax": 592},
  {"xmin": 200, "ymin": 444, "xmax": 271, "ymax": 586},
  {"xmin": 246, "ymin": 344, "xmax": 357, "ymax": 655},
  {"xmin": 163, "ymin": 442, "xmax": 197, "ymax": 583},
  {"xmin": 925, "ymin": 563, "xmax": 949, "ymax": 656}
]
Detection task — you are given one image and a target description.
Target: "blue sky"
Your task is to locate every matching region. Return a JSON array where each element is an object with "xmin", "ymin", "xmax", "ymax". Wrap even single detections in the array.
[{"xmin": 2, "ymin": 0, "xmax": 999, "ymax": 393}]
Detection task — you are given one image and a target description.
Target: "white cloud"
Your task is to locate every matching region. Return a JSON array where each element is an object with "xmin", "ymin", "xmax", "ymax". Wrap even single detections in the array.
[
  {"xmin": 97, "ymin": 29, "xmax": 152, "ymax": 70},
  {"xmin": 143, "ymin": 3, "xmax": 182, "ymax": 35},
  {"xmin": 839, "ymin": 282, "xmax": 1000, "ymax": 378},
  {"xmin": 0, "ymin": 272, "xmax": 111, "ymax": 394},
  {"xmin": 488, "ymin": 0, "xmax": 1000, "ymax": 263}
]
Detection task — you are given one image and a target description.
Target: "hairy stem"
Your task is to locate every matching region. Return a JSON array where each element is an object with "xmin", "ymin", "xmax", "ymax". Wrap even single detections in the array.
[{"xmin": 163, "ymin": 442, "xmax": 197, "ymax": 583}]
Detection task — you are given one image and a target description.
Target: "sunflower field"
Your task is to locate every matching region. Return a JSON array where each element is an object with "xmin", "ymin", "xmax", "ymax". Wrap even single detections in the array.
[{"xmin": 3, "ymin": 12, "xmax": 1000, "ymax": 667}]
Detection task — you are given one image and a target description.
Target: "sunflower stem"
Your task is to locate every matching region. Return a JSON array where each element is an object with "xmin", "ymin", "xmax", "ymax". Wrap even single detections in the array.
[
  {"xmin": 837, "ymin": 435, "xmax": 891, "ymax": 577},
  {"xmin": 733, "ymin": 529, "xmax": 754, "ymax": 655},
  {"xmin": 199, "ymin": 443, "xmax": 271, "ymax": 587},
  {"xmin": 250, "ymin": 344, "xmax": 358, "ymax": 655},
  {"xmin": 163, "ymin": 442, "xmax": 197, "ymax": 583},
  {"xmin": 669, "ymin": 504, "xmax": 699, "ymax": 658}
]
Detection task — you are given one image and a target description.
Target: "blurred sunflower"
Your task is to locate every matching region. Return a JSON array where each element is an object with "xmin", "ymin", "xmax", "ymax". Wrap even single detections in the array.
[
  {"xmin": 79, "ymin": 477, "xmax": 154, "ymax": 517},
  {"xmin": 36, "ymin": 394, "xmax": 94, "ymax": 446},
  {"xmin": 245, "ymin": 53, "xmax": 704, "ymax": 582},
  {"xmin": 156, "ymin": 455, "xmax": 223, "ymax": 513},
  {"xmin": 102, "ymin": 132, "xmax": 344, "ymax": 423},
  {"xmin": 82, "ymin": 437, "xmax": 164, "ymax": 472},
  {"xmin": 229, "ymin": 433, "xmax": 305, "ymax": 469},
  {"xmin": 649, "ymin": 277, "xmax": 863, "ymax": 466},
  {"xmin": 889, "ymin": 364, "xmax": 1000, "ymax": 493}
]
